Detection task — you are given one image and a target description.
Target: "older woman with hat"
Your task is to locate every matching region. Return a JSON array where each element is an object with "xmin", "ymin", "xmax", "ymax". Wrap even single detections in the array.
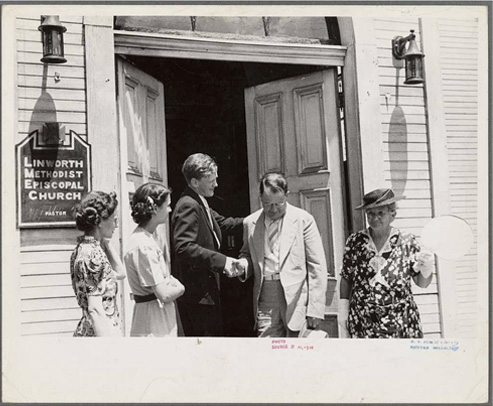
[{"xmin": 338, "ymin": 188, "xmax": 433, "ymax": 338}]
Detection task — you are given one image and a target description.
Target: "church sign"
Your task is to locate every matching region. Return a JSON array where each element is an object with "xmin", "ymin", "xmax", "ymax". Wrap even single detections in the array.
[{"xmin": 16, "ymin": 127, "xmax": 91, "ymax": 228}]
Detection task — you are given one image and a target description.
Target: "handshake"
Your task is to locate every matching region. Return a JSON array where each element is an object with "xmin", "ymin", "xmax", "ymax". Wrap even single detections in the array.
[{"xmin": 224, "ymin": 257, "xmax": 248, "ymax": 278}]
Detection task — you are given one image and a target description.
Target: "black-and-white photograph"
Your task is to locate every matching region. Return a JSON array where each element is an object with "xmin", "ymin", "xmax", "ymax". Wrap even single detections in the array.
[{"xmin": 1, "ymin": 2, "xmax": 489, "ymax": 403}]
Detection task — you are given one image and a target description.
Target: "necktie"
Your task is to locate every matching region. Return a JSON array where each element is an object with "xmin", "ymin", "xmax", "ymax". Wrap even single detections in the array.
[{"xmin": 267, "ymin": 219, "xmax": 280, "ymax": 254}]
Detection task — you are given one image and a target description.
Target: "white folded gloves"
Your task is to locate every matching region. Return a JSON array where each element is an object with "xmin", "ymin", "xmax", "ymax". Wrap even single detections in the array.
[
  {"xmin": 338, "ymin": 298, "xmax": 350, "ymax": 338},
  {"xmin": 415, "ymin": 249, "xmax": 434, "ymax": 278}
]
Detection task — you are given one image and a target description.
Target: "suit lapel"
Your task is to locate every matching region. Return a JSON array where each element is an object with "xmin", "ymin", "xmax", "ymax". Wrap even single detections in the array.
[
  {"xmin": 252, "ymin": 211, "xmax": 265, "ymax": 272},
  {"xmin": 279, "ymin": 204, "xmax": 297, "ymax": 266},
  {"xmin": 184, "ymin": 187, "xmax": 220, "ymax": 247}
]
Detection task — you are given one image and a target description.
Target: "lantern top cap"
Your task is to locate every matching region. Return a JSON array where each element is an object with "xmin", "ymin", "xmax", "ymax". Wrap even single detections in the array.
[
  {"xmin": 38, "ymin": 15, "xmax": 67, "ymax": 32},
  {"xmin": 405, "ymin": 36, "xmax": 424, "ymax": 57}
]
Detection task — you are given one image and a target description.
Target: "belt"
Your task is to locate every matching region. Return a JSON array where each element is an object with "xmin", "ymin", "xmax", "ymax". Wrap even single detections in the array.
[
  {"xmin": 263, "ymin": 273, "xmax": 280, "ymax": 281},
  {"xmin": 133, "ymin": 293, "xmax": 157, "ymax": 303}
]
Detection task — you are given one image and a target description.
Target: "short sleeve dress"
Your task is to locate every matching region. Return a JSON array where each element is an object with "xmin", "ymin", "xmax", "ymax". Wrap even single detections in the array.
[
  {"xmin": 70, "ymin": 236, "xmax": 120, "ymax": 337},
  {"xmin": 340, "ymin": 227, "xmax": 424, "ymax": 338},
  {"xmin": 124, "ymin": 227, "xmax": 178, "ymax": 337}
]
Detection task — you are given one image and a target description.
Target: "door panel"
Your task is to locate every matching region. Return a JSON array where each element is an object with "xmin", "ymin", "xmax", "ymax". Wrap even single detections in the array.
[
  {"xmin": 294, "ymin": 83, "xmax": 328, "ymax": 174},
  {"xmin": 255, "ymin": 93, "xmax": 284, "ymax": 174},
  {"xmin": 245, "ymin": 70, "xmax": 345, "ymax": 335},
  {"xmin": 117, "ymin": 57, "xmax": 168, "ymax": 335}
]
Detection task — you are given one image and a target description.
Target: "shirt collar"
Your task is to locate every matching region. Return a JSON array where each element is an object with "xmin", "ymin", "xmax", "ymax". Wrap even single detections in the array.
[
  {"xmin": 264, "ymin": 215, "xmax": 283, "ymax": 228},
  {"xmin": 198, "ymin": 194, "xmax": 209, "ymax": 209},
  {"xmin": 363, "ymin": 227, "xmax": 399, "ymax": 253}
]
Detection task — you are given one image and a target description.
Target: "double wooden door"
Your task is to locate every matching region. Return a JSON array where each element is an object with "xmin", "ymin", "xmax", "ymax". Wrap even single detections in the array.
[{"xmin": 117, "ymin": 59, "xmax": 346, "ymax": 335}]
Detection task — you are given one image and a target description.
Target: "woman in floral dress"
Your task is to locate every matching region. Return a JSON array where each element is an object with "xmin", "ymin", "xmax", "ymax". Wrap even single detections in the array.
[
  {"xmin": 338, "ymin": 188, "xmax": 434, "ymax": 338},
  {"xmin": 71, "ymin": 191, "xmax": 126, "ymax": 337}
]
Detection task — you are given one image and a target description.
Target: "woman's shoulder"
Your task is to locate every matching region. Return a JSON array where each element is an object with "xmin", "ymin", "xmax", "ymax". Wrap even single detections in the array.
[
  {"xmin": 126, "ymin": 229, "xmax": 159, "ymax": 254},
  {"xmin": 72, "ymin": 238, "xmax": 109, "ymax": 273},
  {"xmin": 347, "ymin": 229, "xmax": 370, "ymax": 245},
  {"xmin": 73, "ymin": 236, "xmax": 101, "ymax": 258}
]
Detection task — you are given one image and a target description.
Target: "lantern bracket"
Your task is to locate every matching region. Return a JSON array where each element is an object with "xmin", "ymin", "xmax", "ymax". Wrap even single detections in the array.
[{"xmin": 392, "ymin": 30, "xmax": 416, "ymax": 60}]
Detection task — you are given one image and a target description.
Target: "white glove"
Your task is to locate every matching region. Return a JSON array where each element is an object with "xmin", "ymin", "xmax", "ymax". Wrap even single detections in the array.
[
  {"xmin": 338, "ymin": 298, "xmax": 350, "ymax": 338},
  {"xmin": 415, "ymin": 249, "xmax": 434, "ymax": 278}
]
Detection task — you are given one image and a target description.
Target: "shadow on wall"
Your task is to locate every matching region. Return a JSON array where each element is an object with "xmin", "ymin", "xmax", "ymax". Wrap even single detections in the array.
[
  {"xmin": 388, "ymin": 64, "xmax": 408, "ymax": 194},
  {"xmin": 388, "ymin": 105, "xmax": 408, "ymax": 193},
  {"xmin": 28, "ymin": 65, "xmax": 61, "ymax": 176}
]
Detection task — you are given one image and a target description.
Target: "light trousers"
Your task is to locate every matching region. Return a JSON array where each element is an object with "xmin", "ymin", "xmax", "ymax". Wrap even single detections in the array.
[{"xmin": 257, "ymin": 280, "xmax": 298, "ymax": 338}]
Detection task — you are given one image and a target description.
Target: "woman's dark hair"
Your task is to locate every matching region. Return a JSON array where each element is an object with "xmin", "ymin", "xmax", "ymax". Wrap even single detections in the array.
[
  {"xmin": 130, "ymin": 183, "xmax": 171, "ymax": 225},
  {"xmin": 73, "ymin": 191, "xmax": 118, "ymax": 232}
]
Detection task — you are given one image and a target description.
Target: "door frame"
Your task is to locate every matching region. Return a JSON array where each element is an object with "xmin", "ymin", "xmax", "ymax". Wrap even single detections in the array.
[
  {"xmin": 113, "ymin": 30, "xmax": 361, "ymax": 218},
  {"xmin": 113, "ymin": 28, "xmax": 359, "ymax": 333},
  {"xmin": 114, "ymin": 30, "xmax": 346, "ymax": 66}
]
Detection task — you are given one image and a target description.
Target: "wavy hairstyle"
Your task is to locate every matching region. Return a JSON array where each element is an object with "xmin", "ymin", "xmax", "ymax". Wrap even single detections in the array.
[
  {"xmin": 259, "ymin": 172, "xmax": 288, "ymax": 195},
  {"xmin": 130, "ymin": 182, "xmax": 171, "ymax": 225},
  {"xmin": 73, "ymin": 191, "xmax": 118, "ymax": 232},
  {"xmin": 181, "ymin": 153, "xmax": 217, "ymax": 185}
]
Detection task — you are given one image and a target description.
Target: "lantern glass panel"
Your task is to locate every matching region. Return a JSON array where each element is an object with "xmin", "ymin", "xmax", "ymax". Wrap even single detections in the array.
[
  {"xmin": 405, "ymin": 56, "xmax": 424, "ymax": 84},
  {"xmin": 50, "ymin": 30, "xmax": 64, "ymax": 57}
]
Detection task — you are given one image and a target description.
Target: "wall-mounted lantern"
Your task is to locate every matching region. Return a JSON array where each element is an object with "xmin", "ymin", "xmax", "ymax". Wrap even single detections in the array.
[
  {"xmin": 38, "ymin": 15, "xmax": 67, "ymax": 64},
  {"xmin": 392, "ymin": 29, "xmax": 425, "ymax": 85}
]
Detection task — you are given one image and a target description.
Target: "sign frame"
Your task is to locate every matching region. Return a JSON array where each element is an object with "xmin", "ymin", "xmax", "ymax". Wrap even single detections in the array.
[{"xmin": 16, "ymin": 129, "xmax": 92, "ymax": 228}]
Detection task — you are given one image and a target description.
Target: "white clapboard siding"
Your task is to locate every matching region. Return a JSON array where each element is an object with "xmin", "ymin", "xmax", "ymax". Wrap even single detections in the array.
[
  {"xmin": 374, "ymin": 17, "xmax": 440, "ymax": 337},
  {"xmin": 17, "ymin": 51, "xmax": 85, "ymax": 66},
  {"xmin": 16, "ymin": 15, "xmax": 86, "ymax": 337},
  {"xmin": 18, "ymin": 122, "xmax": 87, "ymax": 138},
  {"xmin": 16, "ymin": 15, "xmax": 87, "ymax": 141},
  {"xmin": 17, "ymin": 63, "xmax": 85, "ymax": 79},
  {"xmin": 18, "ymin": 86, "xmax": 86, "ymax": 101},
  {"xmin": 20, "ymin": 245, "xmax": 79, "ymax": 337},
  {"xmin": 18, "ymin": 75, "xmax": 86, "ymax": 91},
  {"xmin": 16, "ymin": 28, "xmax": 84, "ymax": 45},
  {"xmin": 18, "ymin": 40, "xmax": 85, "ymax": 56},
  {"xmin": 438, "ymin": 17, "xmax": 479, "ymax": 338},
  {"xmin": 16, "ymin": 17, "xmax": 83, "ymax": 34}
]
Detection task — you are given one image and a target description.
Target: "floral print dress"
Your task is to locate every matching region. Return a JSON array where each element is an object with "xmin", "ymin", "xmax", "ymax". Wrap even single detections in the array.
[
  {"xmin": 340, "ymin": 228, "xmax": 424, "ymax": 338},
  {"xmin": 70, "ymin": 236, "xmax": 120, "ymax": 336}
]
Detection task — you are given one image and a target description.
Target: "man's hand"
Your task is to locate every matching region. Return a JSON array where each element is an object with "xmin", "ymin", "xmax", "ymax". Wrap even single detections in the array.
[
  {"xmin": 223, "ymin": 257, "xmax": 239, "ymax": 278},
  {"xmin": 306, "ymin": 316, "xmax": 322, "ymax": 329},
  {"xmin": 234, "ymin": 258, "xmax": 248, "ymax": 277}
]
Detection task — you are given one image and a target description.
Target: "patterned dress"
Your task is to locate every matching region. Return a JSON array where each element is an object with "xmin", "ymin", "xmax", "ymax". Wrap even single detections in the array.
[
  {"xmin": 70, "ymin": 236, "xmax": 120, "ymax": 336},
  {"xmin": 340, "ymin": 228, "xmax": 424, "ymax": 338}
]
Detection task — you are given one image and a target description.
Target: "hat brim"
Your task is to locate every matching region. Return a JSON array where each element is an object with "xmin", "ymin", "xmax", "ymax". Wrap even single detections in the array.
[{"xmin": 355, "ymin": 195, "xmax": 405, "ymax": 210}]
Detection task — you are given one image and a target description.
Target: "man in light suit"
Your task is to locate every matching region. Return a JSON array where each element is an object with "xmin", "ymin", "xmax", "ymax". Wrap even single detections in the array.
[
  {"xmin": 236, "ymin": 172, "xmax": 328, "ymax": 337},
  {"xmin": 171, "ymin": 153, "xmax": 243, "ymax": 336}
]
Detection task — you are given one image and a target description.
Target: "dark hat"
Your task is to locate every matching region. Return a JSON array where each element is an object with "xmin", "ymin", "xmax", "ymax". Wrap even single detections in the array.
[{"xmin": 355, "ymin": 188, "xmax": 405, "ymax": 210}]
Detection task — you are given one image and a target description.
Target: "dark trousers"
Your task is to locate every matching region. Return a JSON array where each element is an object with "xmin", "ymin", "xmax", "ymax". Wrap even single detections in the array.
[{"xmin": 178, "ymin": 301, "xmax": 224, "ymax": 337}]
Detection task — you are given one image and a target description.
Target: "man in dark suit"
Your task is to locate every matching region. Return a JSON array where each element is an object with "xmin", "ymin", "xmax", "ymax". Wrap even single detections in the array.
[{"xmin": 171, "ymin": 153, "xmax": 243, "ymax": 336}]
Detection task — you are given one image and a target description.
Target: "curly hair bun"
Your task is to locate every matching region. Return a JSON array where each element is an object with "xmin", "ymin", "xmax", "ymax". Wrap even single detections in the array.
[
  {"xmin": 130, "ymin": 183, "xmax": 171, "ymax": 225},
  {"xmin": 73, "ymin": 191, "xmax": 118, "ymax": 232}
]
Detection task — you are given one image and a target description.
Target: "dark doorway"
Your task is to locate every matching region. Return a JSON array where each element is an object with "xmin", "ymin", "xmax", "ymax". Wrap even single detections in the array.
[{"xmin": 125, "ymin": 55, "xmax": 322, "ymax": 336}]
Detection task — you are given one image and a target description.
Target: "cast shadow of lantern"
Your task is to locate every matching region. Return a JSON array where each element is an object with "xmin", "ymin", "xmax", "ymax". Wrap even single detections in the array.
[
  {"xmin": 388, "ymin": 105, "xmax": 408, "ymax": 194},
  {"xmin": 387, "ymin": 64, "xmax": 409, "ymax": 195},
  {"xmin": 27, "ymin": 65, "xmax": 65, "ymax": 178}
]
